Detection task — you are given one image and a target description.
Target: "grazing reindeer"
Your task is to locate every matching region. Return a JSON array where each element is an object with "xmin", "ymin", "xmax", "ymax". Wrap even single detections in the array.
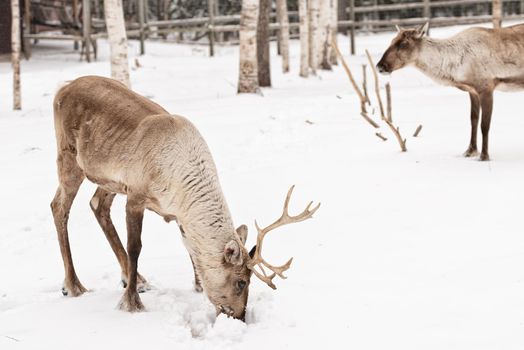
[
  {"xmin": 377, "ymin": 22, "xmax": 524, "ymax": 160},
  {"xmin": 51, "ymin": 76, "xmax": 319, "ymax": 320}
]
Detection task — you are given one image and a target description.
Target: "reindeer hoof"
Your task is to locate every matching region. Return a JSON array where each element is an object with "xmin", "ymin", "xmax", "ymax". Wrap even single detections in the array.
[
  {"xmin": 118, "ymin": 291, "xmax": 145, "ymax": 312},
  {"xmin": 121, "ymin": 273, "xmax": 151, "ymax": 293},
  {"xmin": 463, "ymin": 148, "xmax": 479, "ymax": 157},
  {"xmin": 62, "ymin": 279, "xmax": 88, "ymax": 297},
  {"xmin": 479, "ymin": 153, "xmax": 490, "ymax": 161}
]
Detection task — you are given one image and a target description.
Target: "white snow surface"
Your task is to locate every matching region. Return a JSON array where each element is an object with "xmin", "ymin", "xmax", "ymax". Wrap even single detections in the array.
[{"xmin": 1, "ymin": 23, "xmax": 524, "ymax": 349}]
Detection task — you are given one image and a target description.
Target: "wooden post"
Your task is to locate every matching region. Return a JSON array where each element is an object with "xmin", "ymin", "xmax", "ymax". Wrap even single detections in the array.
[
  {"xmin": 156, "ymin": 0, "xmax": 161, "ymax": 19},
  {"xmin": 82, "ymin": 0, "xmax": 91, "ymax": 62},
  {"xmin": 12, "ymin": 0, "xmax": 22, "ymax": 110},
  {"xmin": 215, "ymin": 0, "xmax": 223, "ymax": 42},
  {"xmin": 138, "ymin": 0, "xmax": 145, "ymax": 54},
  {"xmin": 73, "ymin": 0, "xmax": 79, "ymax": 50},
  {"xmin": 208, "ymin": 0, "xmax": 215, "ymax": 57},
  {"xmin": 94, "ymin": 0, "xmax": 101, "ymax": 18},
  {"xmin": 338, "ymin": 0, "xmax": 347, "ymax": 21},
  {"xmin": 423, "ymin": 0, "xmax": 430, "ymax": 34},
  {"xmin": 372, "ymin": 0, "xmax": 377, "ymax": 32},
  {"xmin": 423, "ymin": 0, "xmax": 430, "ymax": 19},
  {"xmin": 492, "ymin": 0, "xmax": 502, "ymax": 28},
  {"xmin": 349, "ymin": 0, "xmax": 355, "ymax": 55},
  {"xmin": 23, "ymin": 0, "xmax": 32, "ymax": 59},
  {"xmin": 276, "ymin": 2, "xmax": 282, "ymax": 55}
]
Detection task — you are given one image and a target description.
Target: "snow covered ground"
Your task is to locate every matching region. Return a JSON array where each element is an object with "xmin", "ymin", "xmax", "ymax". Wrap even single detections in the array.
[{"xmin": 1, "ymin": 23, "xmax": 524, "ymax": 350}]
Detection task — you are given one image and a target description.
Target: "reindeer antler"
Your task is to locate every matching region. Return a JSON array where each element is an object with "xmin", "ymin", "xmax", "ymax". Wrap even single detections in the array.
[{"xmin": 249, "ymin": 185, "xmax": 320, "ymax": 289}]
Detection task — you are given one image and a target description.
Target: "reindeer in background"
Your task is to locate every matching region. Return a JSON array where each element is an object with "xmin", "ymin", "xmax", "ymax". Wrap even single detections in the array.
[
  {"xmin": 51, "ymin": 76, "xmax": 319, "ymax": 321},
  {"xmin": 377, "ymin": 22, "xmax": 524, "ymax": 161}
]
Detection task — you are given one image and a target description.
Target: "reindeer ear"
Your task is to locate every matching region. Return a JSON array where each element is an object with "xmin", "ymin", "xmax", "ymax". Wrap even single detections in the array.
[
  {"xmin": 416, "ymin": 22, "xmax": 429, "ymax": 38},
  {"xmin": 224, "ymin": 240, "xmax": 244, "ymax": 265},
  {"xmin": 235, "ymin": 224, "xmax": 248, "ymax": 245},
  {"xmin": 248, "ymin": 245, "xmax": 256, "ymax": 258}
]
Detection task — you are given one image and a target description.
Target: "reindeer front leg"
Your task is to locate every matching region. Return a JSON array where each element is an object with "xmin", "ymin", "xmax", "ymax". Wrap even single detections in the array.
[
  {"xmin": 90, "ymin": 187, "xmax": 150, "ymax": 292},
  {"xmin": 464, "ymin": 92, "xmax": 480, "ymax": 157},
  {"xmin": 118, "ymin": 196, "xmax": 145, "ymax": 312},
  {"xmin": 190, "ymin": 255, "xmax": 203, "ymax": 292},
  {"xmin": 479, "ymin": 90, "xmax": 494, "ymax": 161}
]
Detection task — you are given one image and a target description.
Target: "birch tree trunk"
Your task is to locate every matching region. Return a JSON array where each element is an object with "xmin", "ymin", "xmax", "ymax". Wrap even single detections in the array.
[
  {"xmin": 329, "ymin": 0, "xmax": 338, "ymax": 65},
  {"xmin": 257, "ymin": 0, "xmax": 271, "ymax": 86},
  {"xmin": 308, "ymin": 0, "xmax": 320, "ymax": 73},
  {"xmin": 104, "ymin": 0, "xmax": 131, "ymax": 87},
  {"xmin": 318, "ymin": 0, "xmax": 331, "ymax": 70},
  {"xmin": 276, "ymin": 0, "xmax": 290, "ymax": 73},
  {"xmin": 11, "ymin": 0, "xmax": 21, "ymax": 110},
  {"xmin": 238, "ymin": 0, "xmax": 260, "ymax": 93},
  {"xmin": 492, "ymin": 0, "xmax": 502, "ymax": 28},
  {"xmin": 299, "ymin": 0, "xmax": 309, "ymax": 77}
]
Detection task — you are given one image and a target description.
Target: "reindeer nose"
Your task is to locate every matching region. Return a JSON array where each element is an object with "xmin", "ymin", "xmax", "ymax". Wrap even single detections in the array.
[
  {"xmin": 219, "ymin": 305, "xmax": 234, "ymax": 317},
  {"xmin": 377, "ymin": 63, "xmax": 386, "ymax": 73}
]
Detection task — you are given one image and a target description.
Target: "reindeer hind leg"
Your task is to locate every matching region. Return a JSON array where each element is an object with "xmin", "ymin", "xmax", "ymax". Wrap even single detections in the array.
[
  {"xmin": 50, "ymin": 149, "xmax": 87, "ymax": 297},
  {"xmin": 479, "ymin": 90, "xmax": 494, "ymax": 161},
  {"xmin": 464, "ymin": 92, "xmax": 480, "ymax": 157}
]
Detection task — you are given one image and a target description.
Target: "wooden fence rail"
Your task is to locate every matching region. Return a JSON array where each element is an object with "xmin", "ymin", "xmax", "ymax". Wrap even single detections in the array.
[
  {"xmin": 345, "ymin": 0, "xmax": 524, "ymax": 53},
  {"xmin": 22, "ymin": 0, "xmax": 524, "ymax": 60}
]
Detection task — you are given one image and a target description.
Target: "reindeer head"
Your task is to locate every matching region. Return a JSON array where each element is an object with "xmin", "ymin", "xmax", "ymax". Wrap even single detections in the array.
[
  {"xmin": 200, "ymin": 186, "xmax": 319, "ymax": 321},
  {"xmin": 377, "ymin": 22, "xmax": 429, "ymax": 74}
]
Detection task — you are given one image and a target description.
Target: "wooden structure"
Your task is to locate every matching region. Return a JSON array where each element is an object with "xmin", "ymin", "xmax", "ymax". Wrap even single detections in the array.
[
  {"xmin": 23, "ymin": 0, "xmax": 99, "ymax": 61},
  {"xmin": 344, "ymin": 0, "xmax": 524, "ymax": 53},
  {"xmin": 12, "ymin": 0, "xmax": 524, "ymax": 60},
  {"xmin": 0, "ymin": 0, "xmax": 12, "ymax": 55}
]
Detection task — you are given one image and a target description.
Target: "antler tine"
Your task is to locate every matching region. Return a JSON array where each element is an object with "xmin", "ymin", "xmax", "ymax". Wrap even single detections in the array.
[
  {"xmin": 282, "ymin": 184, "xmax": 295, "ymax": 216},
  {"xmin": 249, "ymin": 186, "xmax": 320, "ymax": 289}
]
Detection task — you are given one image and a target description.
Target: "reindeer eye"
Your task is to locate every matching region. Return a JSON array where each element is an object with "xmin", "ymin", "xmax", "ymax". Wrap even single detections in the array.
[
  {"xmin": 398, "ymin": 41, "xmax": 409, "ymax": 49},
  {"xmin": 237, "ymin": 280, "xmax": 247, "ymax": 290}
]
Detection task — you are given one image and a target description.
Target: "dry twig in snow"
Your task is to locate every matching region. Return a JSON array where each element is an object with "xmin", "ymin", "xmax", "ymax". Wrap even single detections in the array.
[
  {"xmin": 375, "ymin": 132, "xmax": 388, "ymax": 141},
  {"xmin": 366, "ymin": 51, "xmax": 407, "ymax": 152},
  {"xmin": 413, "ymin": 124, "xmax": 423, "ymax": 137},
  {"xmin": 365, "ymin": 50, "xmax": 385, "ymax": 120},
  {"xmin": 385, "ymin": 82, "xmax": 392, "ymax": 122},
  {"xmin": 333, "ymin": 40, "xmax": 379, "ymax": 128},
  {"xmin": 384, "ymin": 84, "xmax": 407, "ymax": 151},
  {"xmin": 362, "ymin": 64, "xmax": 369, "ymax": 104}
]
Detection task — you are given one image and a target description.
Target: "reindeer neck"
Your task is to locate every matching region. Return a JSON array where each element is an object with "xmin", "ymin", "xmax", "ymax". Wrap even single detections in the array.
[
  {"xmin": 169, "ymin": 144, "xmax": 237, "ymax": 263},
  {"xmin": 179, "ymin": 189, "xmax": 236, "ymax": 260},
  {"xmin": 414, "ymin": 37, "xmax": 464, "ymax": 85}
]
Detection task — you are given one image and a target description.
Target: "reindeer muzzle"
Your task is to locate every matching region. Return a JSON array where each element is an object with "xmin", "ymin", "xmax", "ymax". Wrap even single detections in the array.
[
  {"xmin": 377, "ymin": 62, "xmax": 391, "ymax": 75},
  {"xmin": 219, "ymin": 305, "xmax": 235, "ymax": 317}
]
